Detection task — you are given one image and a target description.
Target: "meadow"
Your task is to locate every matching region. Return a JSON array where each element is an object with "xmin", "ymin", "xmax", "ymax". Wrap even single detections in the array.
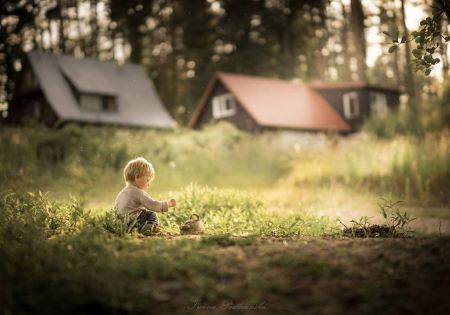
[
  {"xmin": 1, "ymin": 121, "xmax": 450, "ymax": 314},
  {"xmin": 1, "ymin": 121, "xmax": 449, "ymax": 228}
]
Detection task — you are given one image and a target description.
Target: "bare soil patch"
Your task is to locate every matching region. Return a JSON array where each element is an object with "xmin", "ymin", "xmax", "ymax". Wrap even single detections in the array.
[{"xmin": 167, "ymin": 236, "xmax": 450, "ymax": 315}]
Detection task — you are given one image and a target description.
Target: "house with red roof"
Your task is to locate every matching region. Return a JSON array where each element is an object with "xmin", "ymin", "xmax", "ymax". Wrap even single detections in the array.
[{"xmin": 187, "ymin": 72, "xmax": 400, "ymax": 134}]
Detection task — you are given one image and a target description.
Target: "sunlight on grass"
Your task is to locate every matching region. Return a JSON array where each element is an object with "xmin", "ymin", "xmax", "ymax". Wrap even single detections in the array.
[{"xmin": 1, "ymin": 122, "xmax": 450, "ymax": 218}]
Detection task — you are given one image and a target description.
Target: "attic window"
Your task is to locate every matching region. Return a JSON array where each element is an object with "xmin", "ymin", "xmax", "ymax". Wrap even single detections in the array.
[
  {"xmin": 343, "ymin": 92, "xmax": 360, "ymax": 119},
  {"xmin": 24, "ymin": 70, "xmax": 38, "ymax": 89},
  {"xmin": 212, "ymin": 93, "xmax": 236, "ymax": 119},
  {"xmin": 80, "ymin": 94, "xmax": 116, "ymax": 112},
  {"xmin": 370, "ymin": 92, "xmax": 387, "ymax": 115}
]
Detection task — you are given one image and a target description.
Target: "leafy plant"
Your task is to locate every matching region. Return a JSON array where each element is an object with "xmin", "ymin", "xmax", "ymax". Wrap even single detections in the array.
[
  {"xmin": 349, "ymin": 215, "xmax": 374, "ymax": 238},
  {"xmin": 384, "ymin": 0, "xmax": 450, "ymax": 75},
  {"xmin": 378, "ymin": 192, "xmax": 416, "ymax": 237},
  {"xmin": 341, "ymin": 193, "xmax": 416, "ymax": 238}
]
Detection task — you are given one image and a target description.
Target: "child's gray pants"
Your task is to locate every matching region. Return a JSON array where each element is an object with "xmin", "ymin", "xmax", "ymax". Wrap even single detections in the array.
[{"xmin": 137, "ymin": 210, "xmax": 159, "ymax": 231}]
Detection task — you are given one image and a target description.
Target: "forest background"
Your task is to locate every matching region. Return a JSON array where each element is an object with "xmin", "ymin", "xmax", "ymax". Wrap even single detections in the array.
[{"xmin": 1, "ymin": 0, "xmax": 450, "ymax": 125}]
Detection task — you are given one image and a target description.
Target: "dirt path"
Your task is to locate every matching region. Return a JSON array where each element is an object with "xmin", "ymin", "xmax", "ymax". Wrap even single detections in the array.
[{"xmin": 151, "ymin": 236, "xmax": 450, "ymax": 315}]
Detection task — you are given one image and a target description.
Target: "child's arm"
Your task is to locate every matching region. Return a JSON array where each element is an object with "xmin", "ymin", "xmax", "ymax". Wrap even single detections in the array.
[
  {"xmin": 138, "ymin": 191, "xmax": 176, "ymax": 212},
  {"xmin": 139, "ymin": 191, "xmax": 169, "ymax": 213}
]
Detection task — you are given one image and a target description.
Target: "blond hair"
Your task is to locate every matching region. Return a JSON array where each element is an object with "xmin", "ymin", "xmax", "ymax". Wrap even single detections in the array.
[{"xmin": 123, "ymin": 157, "xmax": 155, "ymax": 183}]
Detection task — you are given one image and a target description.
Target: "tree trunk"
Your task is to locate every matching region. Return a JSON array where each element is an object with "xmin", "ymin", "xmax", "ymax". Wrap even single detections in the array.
[
  {"xmin": 400, "ymin": 0, "xmax": 421, "ymax": 112},
  {"xmin": 58, "ymin": 0, "xmax": 66, "ymax": 53},
  {"xmin": 341, "ymin": 0, "xmax": 351, "ymax": 82},
  {"xmin": 350, "ymin": 0, "xmax": 366, "ymax": 81},
  {"xmin": 439, "ymin": 18, "xmax": 449, "ymax": 81},
  {"xmin": 89, "ymin": 0, "xmax": 98, "ymax": 58}
]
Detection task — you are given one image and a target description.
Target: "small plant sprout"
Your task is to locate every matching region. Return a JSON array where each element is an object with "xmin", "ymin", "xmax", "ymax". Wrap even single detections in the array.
[
  {"xmin": 350, "ymin": 215, "xmax": 374, "ymax": 238},
  {"xmin": 378, "ymin": 192, "xmax": 416, "ymax": 237},
  {"xmin": 341, "ymin": 193, "xmax": 416, "ymax": 238}
]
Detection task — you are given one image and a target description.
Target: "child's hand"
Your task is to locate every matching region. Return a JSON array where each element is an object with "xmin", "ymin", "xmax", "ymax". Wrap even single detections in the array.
[{"xmin": 168, "ymin": 198, "xmax": 177, "ymax": 208}]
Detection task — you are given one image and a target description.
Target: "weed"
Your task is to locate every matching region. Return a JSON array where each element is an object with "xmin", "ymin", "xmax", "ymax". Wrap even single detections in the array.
[
  {"xmin": 349, "ymin": 215, "xmax": 374, "ymax": 237},
  {"xmin": 342, "ymin": 193, "xmax": 416, "ymax": 238},
  {"xmin": 378, "ymin": 192, "xmax": 416, "ymax": 237}
]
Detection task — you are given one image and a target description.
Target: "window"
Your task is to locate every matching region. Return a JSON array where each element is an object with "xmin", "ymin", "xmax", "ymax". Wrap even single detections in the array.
[
  {"xmin": 212, "ymin": 93, "xmax": 236, "ymax": 119},
  {"xmin": 370, "ymin": 92, "xmax": 387, "ymax": 115},
  {"xmin": 80, "ymin": 94, "xmax": 116, "ymax": 112},
  {"xmin": 80, "ymin": 94, "xmax": 103, "ymax": 111},
  {"xmin": 24, "ymin": 70, "xmax": 38, "ymax": 89},
  {"xmin": 343, "ymin": 92, "xmax": 360, "ymax": 119},
  {"xmin": 103, "ymin": 96, "xmax": 117, "ymax": 112},
  {"xmin": 33, "ymin": 101, "xmax": 41, "ymax": 118}
]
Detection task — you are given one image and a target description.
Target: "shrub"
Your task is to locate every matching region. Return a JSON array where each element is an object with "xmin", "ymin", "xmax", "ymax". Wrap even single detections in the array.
[{"xmin": 362, "ymin": 107, "xmax": 424, "ymax": 138}]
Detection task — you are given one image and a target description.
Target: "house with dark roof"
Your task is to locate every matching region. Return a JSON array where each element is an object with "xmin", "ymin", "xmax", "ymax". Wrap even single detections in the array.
[
  {"xmin": 8, "ymin": 51, "xmax": 174, "ymax": 128},
  {"xmin": 310, "ymin": 81, "xmax": 401, "ymax": 131},
  {"xmin": 187, "ymin": 72, "xmax": 400, "ymax": 133}
]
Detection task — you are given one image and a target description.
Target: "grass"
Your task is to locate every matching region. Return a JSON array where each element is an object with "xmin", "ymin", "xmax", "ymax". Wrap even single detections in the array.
[
  {"xmin": 2, "ymin": 122, "xmax": 450, "ymax": 208},
  {"xmin": 1, "ymin": 122, "xmax": 450, "ymax": 314},
  {"xmin": 0, "ymin": 188, "xmax": 340, "ymax": 314},
  {"xmin": 282, "ymin": 132, "xmax": 450, "ymax": 207}
]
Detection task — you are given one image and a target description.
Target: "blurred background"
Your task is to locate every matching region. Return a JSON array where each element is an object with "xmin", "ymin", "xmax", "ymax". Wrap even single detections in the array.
[{"xmin": 1, "ymin": 0, "xmax": 448, "ymax": 122}]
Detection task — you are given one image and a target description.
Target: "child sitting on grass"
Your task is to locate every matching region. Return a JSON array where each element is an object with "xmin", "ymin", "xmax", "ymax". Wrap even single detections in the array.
[{"xmin": 114, "ymin": 157, "xmax": 176, "ymax": 234}]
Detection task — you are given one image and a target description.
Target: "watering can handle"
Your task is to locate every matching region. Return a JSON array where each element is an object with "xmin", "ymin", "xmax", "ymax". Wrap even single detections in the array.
[{"xmin": 190, "ymin": 213, "xmax": 200, "ymax": 220}]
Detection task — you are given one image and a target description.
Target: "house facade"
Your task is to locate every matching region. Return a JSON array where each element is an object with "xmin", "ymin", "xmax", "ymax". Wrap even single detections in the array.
[
  {"xmin": 311, "ymin": 82, "xmax": 400, "ymax": 131},
  {"xmin": 192, "ymin": 79, "xmax": 262, "ymax": 133},
  {"xmin": 8, "ymin": 51, "xmax": 174, "ymax": 128},
  {"xmin": 188, "ymin": 72, "xmax": 351, "ymax": 134},
  {"xmin": 188, "ymin": 72, "xmax": 400, "ymax": 134}
]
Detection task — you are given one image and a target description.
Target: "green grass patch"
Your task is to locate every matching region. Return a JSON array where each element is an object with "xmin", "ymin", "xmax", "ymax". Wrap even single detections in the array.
[{"xmin": 0, "ymin": 187, "xmax": 336, "ymax": 314}]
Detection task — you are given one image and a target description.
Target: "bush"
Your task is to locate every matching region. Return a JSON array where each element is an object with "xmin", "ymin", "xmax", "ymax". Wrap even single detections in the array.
[{"xmin": 362, "ymin": 107, "xmax": 424, "ymax": 138}]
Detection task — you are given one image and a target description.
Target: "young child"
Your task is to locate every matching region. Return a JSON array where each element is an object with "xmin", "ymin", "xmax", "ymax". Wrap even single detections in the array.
[{"xmin": 114, "ymin": 157, "xmax": 176, "ymax": 233}]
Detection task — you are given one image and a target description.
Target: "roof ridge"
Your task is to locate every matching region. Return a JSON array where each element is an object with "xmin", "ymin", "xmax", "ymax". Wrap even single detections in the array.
[{"xmin": 216, "ymin": 72, "xmax": 399, "ymax": 91}]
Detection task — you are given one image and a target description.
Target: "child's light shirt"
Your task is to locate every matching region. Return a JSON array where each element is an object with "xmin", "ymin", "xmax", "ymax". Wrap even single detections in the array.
[{"xmin": 114, "ymin": 184, "xmax": 169, "ymax": 218}]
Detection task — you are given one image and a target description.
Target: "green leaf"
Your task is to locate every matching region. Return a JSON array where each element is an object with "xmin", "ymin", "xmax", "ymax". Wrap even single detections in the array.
[
  {"xmin": 394, "ymin": 29, "xmax": 399, "ymax": 41},
  {"xmin": 388, "ymin": 45, "xmax": 398, "ymax": 53},
  {"xmin": 383, "ymin": 31, "xmax": 391, "ymax": 37}
]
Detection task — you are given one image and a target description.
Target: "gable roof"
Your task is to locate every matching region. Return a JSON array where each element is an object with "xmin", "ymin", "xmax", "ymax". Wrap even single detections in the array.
[
  {"xmin": 57, "ymin": 55, "xmax": 117, "ymax": 96},
  {"xmin": 188, "ymin": 72, "xmax": 351, "ymax": 132},
  {"xmin": 26, "ymin": 51, "xmax": 173, "ymax": 128},
  {"xmin": 310, "ymin": 81, "xmax": 402, "ymax": 93}
]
